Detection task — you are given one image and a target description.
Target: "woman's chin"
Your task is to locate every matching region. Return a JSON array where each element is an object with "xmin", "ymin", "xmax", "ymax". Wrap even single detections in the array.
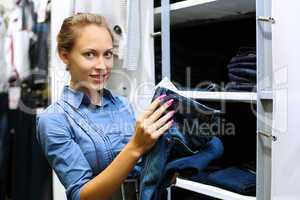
[{"xmin": 91, "ymin": 82, "xmax": 106, "ymax": 90}]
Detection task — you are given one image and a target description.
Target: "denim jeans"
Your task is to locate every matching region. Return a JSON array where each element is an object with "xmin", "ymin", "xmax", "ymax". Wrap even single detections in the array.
[
  {"xmin": 227, "ymin": 62, "xmax": 256, "ymax": 70},
  {"xmin": 206, "ymin": 167, "xmax": 256, "ymax": 196},
  {"xmin": 139, "ymin": 87, "xmax": 222, "ymax": 200},
  {"xmin": 228, "ymin": 73, "xmax": 256, "ymax": 83},
  {"xmin": 229, "ymin": 54, "xmax": 256, "ymax": 64},
  {"xmin": 225, "ymin": 82, "xmax": 256, "ymax": 92},
  {"xmin": 161, "ymin": 136, "xmax": 224, "ymax": 188},
  {"xmin": 228, "ymin": 68, "xmax": 256, "ymax": 79}
]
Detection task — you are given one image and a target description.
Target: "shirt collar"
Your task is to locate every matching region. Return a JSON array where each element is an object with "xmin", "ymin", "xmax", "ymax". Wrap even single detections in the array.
[{"xmin": 61, "ymin": 86, "xmax": 117, "ymax": 109}]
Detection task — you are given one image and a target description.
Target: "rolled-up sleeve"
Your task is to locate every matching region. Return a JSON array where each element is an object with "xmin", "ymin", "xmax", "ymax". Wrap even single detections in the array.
[{"xmin": 36, "ymin": 112, "xmax": 93, "ymax": 200}]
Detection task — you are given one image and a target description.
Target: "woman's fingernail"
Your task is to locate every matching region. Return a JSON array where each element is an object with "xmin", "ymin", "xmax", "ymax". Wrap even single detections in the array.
[
  {"xmin": 166, "ymin": 99, "xmax": 174, "ymax": 106},
  {"xmin": 157, "ymin": 94, "xmax": 166, "ymax": 100},
  {"xmin": 169, "ymin": 119, "xmax": 174, "ymax": 125},
  {"xmin": 169, "ymin": 110, "xmax": 176, "ymax": 117}
]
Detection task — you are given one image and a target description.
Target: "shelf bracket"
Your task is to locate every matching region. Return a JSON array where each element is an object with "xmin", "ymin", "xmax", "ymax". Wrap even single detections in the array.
[
  {"xmin": 151, "ymin": 31, "xmax": 162, "ymax": 37},
  {"xmin": 257, "ymin": 16, "xmax": 276, "ymax": 24},
  {"xmin": 258, "ymin": 131, "xmax": 277, "ymax": 141}
]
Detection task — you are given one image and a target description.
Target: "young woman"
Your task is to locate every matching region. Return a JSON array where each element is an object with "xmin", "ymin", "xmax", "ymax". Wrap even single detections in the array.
[{"xmin": 36, "ymin": 13, "xmax": 175, "ymax": 200}]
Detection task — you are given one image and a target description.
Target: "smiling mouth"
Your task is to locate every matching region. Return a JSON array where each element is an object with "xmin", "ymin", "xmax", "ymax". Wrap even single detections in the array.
[{"xmin": 89, "ymin": 74, "xmax": 108, "ymax": 82}]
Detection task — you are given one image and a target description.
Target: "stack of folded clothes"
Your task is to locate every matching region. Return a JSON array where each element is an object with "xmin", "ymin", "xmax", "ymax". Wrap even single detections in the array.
[
  {"xmin": 189, "ymin": 166, "xmax": 256, "ymax": 196},
  {"xmin": 139, "ymin": 87, "xmax": 224, "ymax": 200},
  {"xmin": 225, "ymin": 48, "xmax": 257, "ymax": 92},
  {"xmin": 206, "ymin": 167, "xmax": 256, "ymax": 196}
]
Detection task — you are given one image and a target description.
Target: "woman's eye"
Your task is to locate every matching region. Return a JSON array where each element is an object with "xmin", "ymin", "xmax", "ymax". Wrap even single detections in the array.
[
  {"xmin": 104, "ymin": 51, "xmax": 113, "ymax": 58},
  {"xmin": 83, "ymin": 52, "xmax": 95, "ymax": 59}
]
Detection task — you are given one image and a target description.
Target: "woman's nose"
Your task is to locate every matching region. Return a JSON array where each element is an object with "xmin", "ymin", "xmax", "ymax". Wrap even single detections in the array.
[
  {"xmin": 95, "ymin": 57, "xmax": 106, "ymax": 69},
  {"xmin": 95, "ymin": 63, "xmax": 106, "ymax": 70}
]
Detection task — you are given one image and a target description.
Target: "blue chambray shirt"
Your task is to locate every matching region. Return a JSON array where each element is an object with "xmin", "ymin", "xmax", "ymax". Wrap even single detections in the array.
[{"xmin": 36, "ymin": 86, "xmax": 137, "ymax": 200}]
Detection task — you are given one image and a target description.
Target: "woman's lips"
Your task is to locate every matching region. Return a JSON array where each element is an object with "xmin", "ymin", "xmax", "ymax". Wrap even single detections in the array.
[{"xmin": 89, "ymin": 74, "xmax": 108, "ymax": 83}]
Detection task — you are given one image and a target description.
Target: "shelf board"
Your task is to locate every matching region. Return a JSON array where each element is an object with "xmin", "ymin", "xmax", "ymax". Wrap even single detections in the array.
[
  {"xmin": 174, "ymin": 178, "xmax": 256, "ymax": 200},
  {"xmin": 154, "ymin": 0, "xmax": 255, "ymax": 27},
  {"xmin": 258, "ymin": 91, "xmax": 273, "ymax": 100},
  {"xmin": 177, "ymin": 91, "xmax": 257, "ymax": 102}
]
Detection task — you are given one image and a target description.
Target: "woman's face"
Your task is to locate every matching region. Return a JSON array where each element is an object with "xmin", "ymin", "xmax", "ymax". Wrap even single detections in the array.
[{"xmin": 60, "ymin": 24, "xmax": 114, "ymax": 92}]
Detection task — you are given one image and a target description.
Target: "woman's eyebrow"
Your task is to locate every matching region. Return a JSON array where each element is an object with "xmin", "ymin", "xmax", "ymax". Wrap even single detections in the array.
[
  {"xmin": 82, "ymin": 47, "xmax": 114, "ymax": 52},
  {"xmin": 104, "ymin": 48, "xmax": 114, "ymax": 51}
]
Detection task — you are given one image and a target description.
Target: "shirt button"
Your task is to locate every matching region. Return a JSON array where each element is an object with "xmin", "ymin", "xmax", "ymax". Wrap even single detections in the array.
[{"xmin": 165, "ymin": 138, "xmax": 172, "ymax": 144}]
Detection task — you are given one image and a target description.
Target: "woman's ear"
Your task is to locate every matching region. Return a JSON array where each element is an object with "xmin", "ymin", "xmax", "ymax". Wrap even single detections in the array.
[{"xmin": 58, "ymin": 49, "xmax": 70, "ymax": 65}]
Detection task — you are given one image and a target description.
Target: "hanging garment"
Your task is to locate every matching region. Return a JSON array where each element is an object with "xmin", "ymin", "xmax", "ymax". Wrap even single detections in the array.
[
  {"xmin": 10, "ymin": 108, "xmax": 52, "ymax": 200},
  {"xmin": 122, "ymin": 0, "xmax": 140, "ymax": 71},
  {"xmin": 0, "ymin": 16, "xmax": 9, "ymax": 92},
  {"xmin": 139, "ymin": 87, "xmax": 224, "ymax": 200},
  {"xmin": 73, "ymin": 0, "xmax": 140, "ymax": 70},
  {"xmin": 0, "ymin": 93, "xmax": 9, "ymax": 200},
  {"xmin": 29, "ymin": 22, "xmax": 49, "ymax": 85},
  {"xmin": 4, "ymin": 6, "xmax": 31, "ymax": 82}
]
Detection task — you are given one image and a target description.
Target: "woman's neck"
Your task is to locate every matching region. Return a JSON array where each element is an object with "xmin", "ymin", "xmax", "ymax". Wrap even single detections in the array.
[{"xmin": 70, "ymin": 82, "xmax": 103, "ymax": 106}]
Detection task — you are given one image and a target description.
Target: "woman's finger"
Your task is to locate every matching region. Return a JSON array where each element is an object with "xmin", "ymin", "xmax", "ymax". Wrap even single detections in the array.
[
  {"xmin": 152, "ymin": 110, "xmax": 175, "ymax": 131},
  {"xmin": 152, "ymin": 119, "xmax": 173, "ymax": 139},
  {"xmin": 140, "ymin": 94, "xmax": 166, "ymax": 120},
  {"xmin": 147, "ymin": 99, "xmax": 174, "ymax": 124}
]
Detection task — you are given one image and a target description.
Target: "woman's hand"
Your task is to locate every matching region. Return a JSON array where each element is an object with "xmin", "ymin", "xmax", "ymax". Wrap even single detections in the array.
[{"xmin": 129, "ymin": 94, "xmax": 175, "ymax": 157}]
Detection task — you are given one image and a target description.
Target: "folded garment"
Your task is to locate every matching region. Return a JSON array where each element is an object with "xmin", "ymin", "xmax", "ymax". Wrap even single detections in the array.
[
  {"xmin": 228, "ymin": 73, "xmax": 256, "ymax": 83},
  {"xmin": 139, "ymin": 87, "xmax": 222, "ymax": 200},
  {"xmin": 228, "ymin": 68, "xmax": 256, "ymax": 79},
  {"xmin": 227, "ymin": 62, "xmax": 256, "ymax": 70},
  {"xmin": 229, "ymin": 54, "xmax": 256, "ymax": 64},
  {"xmin": 206, "ymin": 167, "xmax": 256, "ymax": 196},
  {"xmin": 155, "ymin": 87, "xmax": 222, "ymax": 149},
  {"xmin": 225, "ymin": 82, "xmax": 256, "ymax": 92},
  {"xmin": 163, "ymin": 136, "xmax": 224, "ymax": 183}
]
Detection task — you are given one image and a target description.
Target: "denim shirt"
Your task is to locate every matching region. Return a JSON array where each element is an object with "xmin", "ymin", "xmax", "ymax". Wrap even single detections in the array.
[{"xmin": 36, "ymin": 86, "xmax": 136, "ymax": 200}]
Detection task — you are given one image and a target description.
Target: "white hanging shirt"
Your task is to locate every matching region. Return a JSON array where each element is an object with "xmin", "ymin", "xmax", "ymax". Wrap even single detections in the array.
[
  {"xmin": 73, "ymin": 0, "xmax": 140, "ymax": 71},
  {"xmin": 0, "ymin": 16, "xmax": 9, "ymax": 92},
  {"xmin": 5, "ymin": 6, "xmax": 31, "ymax": 81}
]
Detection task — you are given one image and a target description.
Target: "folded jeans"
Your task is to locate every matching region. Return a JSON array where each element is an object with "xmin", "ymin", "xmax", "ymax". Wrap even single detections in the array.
[
  {"xmin": 225, "ymin": 82, "xmax": 256, "ymax": 92},
  {"xmin": 206, "ymin": 167, "xmax": 256, "ymax": 196},
  {"xmin": 139, "ymin": 87, "xmax": 222, "ymax": 200},
  {"xmin": 227, "ymin": 62, "xmax": 256, "ymax": 70},
  {"xmin": 228, "ymin": 68, "xmax": 256, "ymax": 79},
  {"xmin": 228, "ymin": 73, "xmax": 256, "ymax": 83}
]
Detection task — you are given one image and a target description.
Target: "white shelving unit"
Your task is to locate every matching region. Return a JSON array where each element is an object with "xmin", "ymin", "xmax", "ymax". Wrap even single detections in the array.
[
  {"xmin": 257, "ymin": 91, "xmax": 272, "ymax": 100},
  {"xmin": 174, "ymin": 178, "xmax": 256, "ymax": 200},
  {"xmin": 156, "ymin": 0, "xmax": 259, "ymax": 199},
  {"xmin": 178, "ymin": 91, "xmax": 257, "ymax": 102},
  {"xmin": 154, "ymin": 0, "xmax": 255, "ymax": 27}
]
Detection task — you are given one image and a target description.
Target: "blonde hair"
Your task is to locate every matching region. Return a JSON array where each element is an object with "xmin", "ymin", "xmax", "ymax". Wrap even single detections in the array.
[{"xmin": 57, "ymin": 13, "xmax": 114, "ymax": 53}]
